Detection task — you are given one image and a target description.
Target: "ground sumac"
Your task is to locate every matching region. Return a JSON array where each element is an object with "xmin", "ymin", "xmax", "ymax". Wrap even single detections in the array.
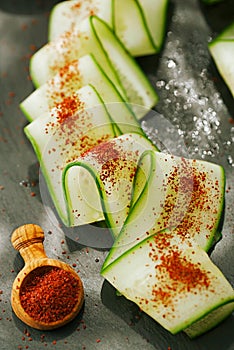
[{"xmin": 20, "ymin": 266, "xmax": 80, "ymax": 323}]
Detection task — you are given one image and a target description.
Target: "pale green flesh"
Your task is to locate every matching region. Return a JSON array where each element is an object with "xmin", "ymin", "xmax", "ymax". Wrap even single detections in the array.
[
  {"xmin": 48, "ymin": 0, "xmax": 113, "ymax": 42},
  {"xmin": 209, "ymin": 22, "xmax": 234, "ymax": 98},
  {"xmin": 30, "ymin": 16, "xmax": 158, "ymax": 114},
  {"xmin": 113, "ymin": 0, "xmax": 155, "ymax": 56},
  {"xmin": 24, "ymin": 85, "xmax": 115, "ymax": 225},
  {"xmin": 63, "ymin": 133, "xmax": 157, "ymax": 235},
  {"xmin": 101, "ymin": 229, "xmax": 234, "ymax": 337},
  {"xmin": 103, "ymin": 150, "xmax": 225, "ymax": 269}
]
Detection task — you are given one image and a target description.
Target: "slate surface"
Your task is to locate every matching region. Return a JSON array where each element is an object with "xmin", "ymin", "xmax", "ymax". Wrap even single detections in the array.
[{"xmin": 0, "ymin": 0, "xmax": 233, "ymax": 349}]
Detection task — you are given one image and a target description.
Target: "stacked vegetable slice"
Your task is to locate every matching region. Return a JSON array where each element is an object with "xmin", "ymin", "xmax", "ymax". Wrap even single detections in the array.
[
  {"xmin": 29, "ymin": 15, "xmax": 158, "ymax": 111},
  {"xmin": 48, "ymin": 0, "xmax": 168, "ymax": 55},
  {"xmin": 209, "ymin": 21, "xmax": 234, "ymax": 97},
  {"xmin": 63, "ymin": 133, "xmax": 157, "ymax": 233},
  {"xmin": 62, "ymin": 142, "xmax": 233, "ymax": 338},
  {"xmin": 20, "ymin": 0, "xmax": 234, "ymax": 340},
  {"xmin": 100, "ymin": 151, "xmax": 233, "ymax": 338}
]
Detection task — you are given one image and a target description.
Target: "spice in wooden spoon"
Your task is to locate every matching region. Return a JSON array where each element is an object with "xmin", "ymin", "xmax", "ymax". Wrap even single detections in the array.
[{"xmin": 11, "ymin": 224, "xmax": 84, "ymax": 330}]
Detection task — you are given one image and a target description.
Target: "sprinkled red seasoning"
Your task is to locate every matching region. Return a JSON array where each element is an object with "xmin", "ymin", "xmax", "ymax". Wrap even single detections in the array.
[
  {"xmin": 84, "ymin": 139, "xmax": 120, "ymax": 164},
  {"xmin": 54, "ymin": 95, "xmax": 84, "ymax": 125},
  {"xmin": 49, "ymin": 29, "xmax": 83, "ymax": 76},
  {"xmin": 146, "ymin": 233, "xmax": 211, "ymax": 308},
  {"xmin": 47, "ymin": 60, "xmax": 81, "ymax": 107},
  {"xmin": 20, "ymin": 266, "xmax": 80, "ymax": 323},
  {"xmin": 154, "ymin": 157, "xmax": 220, "ymax": 240},
  {"xmin": 84, "ymin": 139, "xmax": 138, "ymax": 186}
]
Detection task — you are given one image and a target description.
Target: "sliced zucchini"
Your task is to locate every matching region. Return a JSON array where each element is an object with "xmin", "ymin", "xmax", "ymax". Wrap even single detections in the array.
[
  {"xmin": 91, "ymin": 16, "xmax": 158, "ymax": 109},
  {"xmin": 209, "ymin": 22, "xmax": 234, "ymax": 97},
  {"xmin": 103, "ymin": 150, "xmax": 225, "ymax": 268},
  {"xmin": 63, "ymin": 133, "xmax": 157, "ymax": 234},
  {"xmin": 112, "ymin": 0, "xmax": 155, "ymax": 56},
  {"xmin": 21, "ymin": 53, "xmax": 144, "ymax": 136},
  {"xmin": 48, "ymin": 0, "xmax": 113, "ymax": 41},
  {"xmin": 136, "ymin": 0, "xmax": 168, "ymax": 52},
  {"xmin": 48, "ymin": 0, "xmax": 168, "ymax": 55},
  {"xmin": 30, "ymin": 16, "xmax": 158, "ymax": 113},
  {"xmin": 21, "ymin": 54, "xmax": 125, "ymax": 121},
  {"xmin": 101, "ymin": 228, "xmax": 234, "ymax": 337},
  {"xmin": 30, "ymin": 16, "xmax": 118, "ymax": 89},
  {"xmin": 24, "ymin": 84, "xmax": 115, "ymax": 225}
]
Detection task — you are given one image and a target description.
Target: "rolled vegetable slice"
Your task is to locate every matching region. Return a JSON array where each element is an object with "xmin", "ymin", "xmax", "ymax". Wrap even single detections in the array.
[
  {"xmin": 48, "ymin": 0, "xmax": 168, "ymax": 55},
  {"xmin": 48, "ymin": 0, "xmax": 113, "ymax": 41},
  {"xmin": 136, "ymin": 0, "xmax": 168, "ymax": 52},
  {"xmin": 30, "ymin": 16, "xmax": 158, "ymax": 113},
  {"xmin": 63, "ymin": 133, "xmax": 157, "ymax": 234},
  {"xmin": 101, "ymin": 150, "xmax": 229, "ymax": 337},
  {"xmin": 103, "ymin": 150, "xmax": 225, "ymax": 268},
  {"xmin": 20, "ymin": 53, "xmax": 144, "ymax": 136},
  {"xmin": 209, "ymin": 21, "xmax": 234, "ymax": 97},
  {"xmin": 24, "ymin": 84, "xmax": 115, "ymax": 225},
  {"xmin": 21, "ymin": 54, "xmax": 125, "ymax": 121},
  {"xmin": 112, "ymin": 0, "xmax": 155, "ymax": 56},
  {"xmin": 101, "ymin": 227, "xmax": 234, "ymax": 338},
  {"xmin": 91, "ymin": 16, "xmax": 158, "ymax": 109},
  {"xmin": 30, "ymin": 16, "xmax": 119, "ymax": 88}
]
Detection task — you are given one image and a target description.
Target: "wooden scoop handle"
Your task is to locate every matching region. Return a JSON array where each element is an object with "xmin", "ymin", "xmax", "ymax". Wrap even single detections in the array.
[{"xmin": 11, "ymin": 224, "xmax": 47, "ymax": 265}]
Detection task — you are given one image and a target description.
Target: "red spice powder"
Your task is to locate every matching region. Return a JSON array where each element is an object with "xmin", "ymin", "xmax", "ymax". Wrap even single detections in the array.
[
  {"xmin": 47, "ymin": 60, "xmax": 82, "ymax": 110},
  {"xmin": 83, "ymin": 139, "xmax": 120, "ymax": 164},
  {"xmin": 148, "ymin": 233, "xmax": 210, "ymax": 306},
  {"xmin": 84, "ymin": 140, "xmax": 138, "ymax": 196},
  {"xmin": 54, "ymin": 95, "xmax": 84, "ymax": 125},
  {"xmin": 49, "ymin": 29, "xmax": 81, "ymax": 76},
  {"xmin": 20, "ymin": 266, "xmax": 80, "ymax": 323},
  {"xmin": 71, "ymin": 0, "xmax": 99, "ymax": 17},
  {"xmin": 155, "ymin": 158, "xmax": 219, "ymax": 240}
]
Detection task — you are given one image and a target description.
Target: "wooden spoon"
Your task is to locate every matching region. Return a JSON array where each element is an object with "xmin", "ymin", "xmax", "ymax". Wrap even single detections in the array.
[{"xmin": 11, "ymin": 224, "xmax": 84, "ymax": 330}]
